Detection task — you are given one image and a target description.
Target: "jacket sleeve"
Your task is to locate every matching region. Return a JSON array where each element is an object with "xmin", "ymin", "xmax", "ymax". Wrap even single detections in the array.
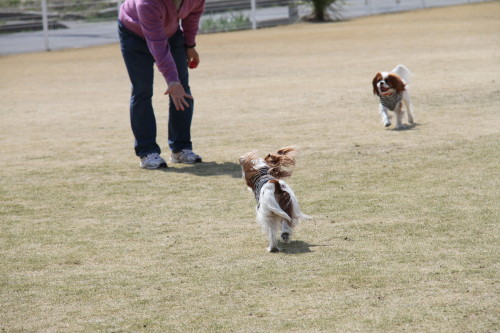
[
  {"xmin": 181, "ymin": 0, "xmax": 205, "ymax": 46},
  {"xmin": 136, "ymin": 0, "xmax": 179, "ymax": 84}
]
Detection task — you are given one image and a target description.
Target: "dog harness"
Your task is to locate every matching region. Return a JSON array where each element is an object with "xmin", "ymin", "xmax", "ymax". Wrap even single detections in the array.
[
  {"xmin": 251, "ymin": 166, "xmax": 275, "ymax": 204},
  {"xmin": 379, "ymin": 92, "xmax": 402, "ymax": 111}
]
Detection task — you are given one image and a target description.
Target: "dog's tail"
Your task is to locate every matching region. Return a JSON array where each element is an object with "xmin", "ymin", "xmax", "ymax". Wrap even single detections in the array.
[
  {"xmin": 259, "ymin": 180, "xmax": 309, "ymax": 228},
  {"xmin": 392, "ymin": 64, "xmax": 412, "ymax": 84},
  {"xmin": 270, "ymin": 179, "xmax": 293, "ymax": 223}
]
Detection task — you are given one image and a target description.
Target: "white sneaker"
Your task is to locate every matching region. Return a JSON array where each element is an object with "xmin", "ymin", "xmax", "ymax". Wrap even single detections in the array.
[
  {"xmin": 170, "ymin": 149, "xmax": 202, "ymax": 164},
  {"xmin": 139, "ymin": 153, "xmax": 168, "ymax": 169}
]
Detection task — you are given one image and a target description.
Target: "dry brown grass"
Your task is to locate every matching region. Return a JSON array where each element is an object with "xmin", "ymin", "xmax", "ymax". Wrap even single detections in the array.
[{"xmin": 1, "ymin": 2, "xmax": 499, "ymax": 332}]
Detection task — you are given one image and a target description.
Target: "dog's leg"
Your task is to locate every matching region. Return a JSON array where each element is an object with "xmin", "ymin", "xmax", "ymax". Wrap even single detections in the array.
[
  {"xmin": 404, "ymin": 97, "xmax": 414, "ymax": 124},
  {"xmin": 379, "ymin": 104, "xmax": 391, "ymax": 127},
  {"xmin": 266, "ymin": 219, "xmax": 280, "ymax": 252},
  {"xmin": 395, "ymin": 103, "xmax": 404, "ymax": 129},
  {"xmin": 280, "ymin": 220, "xmax": 293, "ymax": 243}
]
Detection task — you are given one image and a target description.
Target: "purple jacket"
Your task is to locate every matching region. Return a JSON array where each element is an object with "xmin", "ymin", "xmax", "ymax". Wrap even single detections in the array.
[{"xmin": 119, "ymin": 0, "xmax": 205, "ymax": 84}]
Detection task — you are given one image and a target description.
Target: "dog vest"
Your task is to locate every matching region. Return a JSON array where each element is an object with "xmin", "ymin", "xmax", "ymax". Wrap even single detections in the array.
[
  {"xmin": 379, "ymin": 93, "xmax": 402, "ymax": 111},
  {"xmin": 252, "ymin": 166, "xmax": 274, "ymax": 203}
]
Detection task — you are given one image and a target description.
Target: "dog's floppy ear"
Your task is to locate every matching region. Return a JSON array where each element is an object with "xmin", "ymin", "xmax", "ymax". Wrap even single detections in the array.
[
  {"xmin": 265, "ymin": 148, "xmax": 297, "ymax": 179},
  {"xmin": 372, "ymin": 72, "xmax": 382, "ymax": 96},
  {"xmin": 239, "ymin": 151, "xmax": 260, "ymax": 188},
  {"xmin": 276, "ymin": 147, "xmax": 295, "ymax": 156},
  {"xmin": 239, "ymin": 151, "xmax": 258, "ymax": 165},
  {"xmin": 264, "ymin": 153, "xmax": 278, "ymax": 168},
  {"xmin": 387, "ymin": 73, "xmax": 406, "ymax": 93}
]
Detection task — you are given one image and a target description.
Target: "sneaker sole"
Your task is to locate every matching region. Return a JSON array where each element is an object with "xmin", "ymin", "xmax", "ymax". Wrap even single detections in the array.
[
  {"xmin": 170, "ymin": 157, "xmax": 202, "ymax": 164},
  {"xmin": 140, "ymin": 162, "xmax": 168, "ymax": 169}
]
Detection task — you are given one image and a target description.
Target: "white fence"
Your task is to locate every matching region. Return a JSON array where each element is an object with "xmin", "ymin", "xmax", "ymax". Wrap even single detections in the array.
[
  {"xmin": 330, "ymin": 0, "xmax": 491, "ymax": 18},
  {"xmin": 0, "ymin": 0, "xmax": 494, "ymax": 55}
]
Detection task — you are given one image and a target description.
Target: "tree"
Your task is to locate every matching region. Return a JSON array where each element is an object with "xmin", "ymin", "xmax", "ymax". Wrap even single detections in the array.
[{"xmin": 307, "ymin": 0, "xmax": 343, "ymax": 22}]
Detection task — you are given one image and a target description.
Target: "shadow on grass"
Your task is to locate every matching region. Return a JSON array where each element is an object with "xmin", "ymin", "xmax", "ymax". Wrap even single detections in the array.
[
  {"xmin": 281, "ymin": 240, "xmax": 316, "ymax": 254},
  {"xmin": 158, "ymin": 161, "xmax": 242, "ymax": 178},
  {"xmin": 387, "ymin": 122, "xmax": 425, "ymax": 131}
]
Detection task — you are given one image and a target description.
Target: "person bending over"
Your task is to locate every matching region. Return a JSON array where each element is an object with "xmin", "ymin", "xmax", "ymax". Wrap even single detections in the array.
[{"xmin": 118, "ymin": 0, "xmax": 205, "ymax": 168}]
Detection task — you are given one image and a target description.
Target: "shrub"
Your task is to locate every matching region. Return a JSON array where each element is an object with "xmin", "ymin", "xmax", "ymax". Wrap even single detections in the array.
[{"xmin": 307, "ymin": 0, "xmax": 344, "ymax": 21}]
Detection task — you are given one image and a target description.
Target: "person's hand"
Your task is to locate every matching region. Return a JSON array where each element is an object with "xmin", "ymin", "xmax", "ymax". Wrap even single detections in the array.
[
  {"xmin": 164, "ymin": 82, "xmax": 193, "ymax": 111},
  {"xmin": 187, "ymin": 47, "xmax": 200, "ymax": 69}
]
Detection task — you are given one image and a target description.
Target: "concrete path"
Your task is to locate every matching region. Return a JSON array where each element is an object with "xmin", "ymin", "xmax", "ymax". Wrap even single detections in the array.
[
  {"xmin": 0, "ymin": 0, "xmax": 489, "ymax": 56},
  {"xmin": 0, "ymin": 21, "xmax": 119, "ymax": 55}
]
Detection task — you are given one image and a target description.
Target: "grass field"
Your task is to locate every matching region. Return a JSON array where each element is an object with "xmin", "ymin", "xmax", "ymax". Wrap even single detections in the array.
[{"xmin": 1, "ymin": 2, "xmax": 499, "ymax": 332}]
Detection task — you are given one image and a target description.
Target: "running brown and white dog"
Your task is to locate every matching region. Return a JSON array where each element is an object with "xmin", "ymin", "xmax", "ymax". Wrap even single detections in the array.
[
  {"xmin": 372, "ymin": 64, "xmax": 414, "ymax": 129},
  {"xmin": 239, "ymin": 147, "xmax": 308, "ymax": 252}
]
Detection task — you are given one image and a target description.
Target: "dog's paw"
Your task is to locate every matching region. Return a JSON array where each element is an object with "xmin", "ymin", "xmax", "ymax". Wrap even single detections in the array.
[
  {"xmin": 281, "ymin": 232, "xmax": 290, "ymax": 243},
  {"xmin": 268, "ymin": 246, "xmax": 280, "ymax": 253}
]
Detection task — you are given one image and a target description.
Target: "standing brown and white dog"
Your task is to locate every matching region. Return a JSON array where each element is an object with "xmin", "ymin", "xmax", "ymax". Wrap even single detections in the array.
[
  {"xmin": 239, "ymin": 147, "xmax": 308, "ymax": 252},
  {"xmin": 372, "ymin": 64, "xmax": 414, "ymax": 129}
]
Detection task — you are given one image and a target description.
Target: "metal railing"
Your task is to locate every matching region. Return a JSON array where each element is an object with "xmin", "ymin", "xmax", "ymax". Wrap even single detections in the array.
[{"xmin": 0, "ymin": 0, "xmax": 493, "ymax": 54}]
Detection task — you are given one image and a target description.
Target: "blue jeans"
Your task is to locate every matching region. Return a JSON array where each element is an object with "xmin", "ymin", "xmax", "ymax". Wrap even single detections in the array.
[{"xmin": 118, "ymin": 21, "xmax": 194, "ymax": 157}]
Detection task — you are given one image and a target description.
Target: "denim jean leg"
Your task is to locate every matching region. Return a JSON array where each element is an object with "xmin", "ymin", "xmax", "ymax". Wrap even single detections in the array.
[
  {"xmin": 118, "ymin": 22, "xmax": 161, "ymax": 157},
  {"xmin": 168, "ymin": 29, "xmax": 194, "ymax": 153}
]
